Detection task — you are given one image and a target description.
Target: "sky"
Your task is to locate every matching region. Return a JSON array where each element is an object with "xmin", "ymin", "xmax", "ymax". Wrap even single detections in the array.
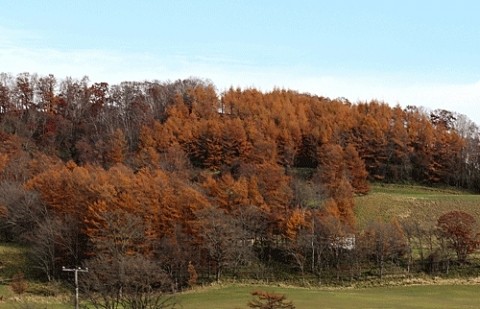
[{"xmin": 1, "ymin": 1, "xmax": 479, "ymax": 123}]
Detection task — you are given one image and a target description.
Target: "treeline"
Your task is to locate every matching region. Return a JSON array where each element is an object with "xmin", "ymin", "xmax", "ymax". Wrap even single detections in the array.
[
  {"xmin": 1, "ymin": 73, "xmax": 479, "ymax": 189},
  {"xmin": 1, "ymin": 73, "xmax": 480, "ymax": 292}
]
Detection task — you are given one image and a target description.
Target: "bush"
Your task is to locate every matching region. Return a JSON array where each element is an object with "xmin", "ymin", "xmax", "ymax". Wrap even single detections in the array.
[
  {"xmin": 248, "ymin": 290, "xmax": 296, "ymax": 309},
  {"xmin": 10, "ymin": 272, "xmax": 28, "ymax": 295}
]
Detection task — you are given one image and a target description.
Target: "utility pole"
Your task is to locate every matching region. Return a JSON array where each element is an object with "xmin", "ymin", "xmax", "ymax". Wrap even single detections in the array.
[{"xmin": 62, "ymin": 266, "xmax": 88, "ymax": 309}]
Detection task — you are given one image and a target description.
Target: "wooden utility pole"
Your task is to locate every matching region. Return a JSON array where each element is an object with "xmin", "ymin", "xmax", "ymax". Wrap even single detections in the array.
[{"xmin": 62, "ymin": 266, "xmax": 88, "ymax": 309}]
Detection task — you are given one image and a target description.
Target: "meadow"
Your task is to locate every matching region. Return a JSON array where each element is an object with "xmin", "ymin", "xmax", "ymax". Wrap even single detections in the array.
[
  {"xmin": 175, "ymin": 284, "xmax": 480, "ymax": 309},
  {"xmin": 354, "ymin": 183, "xmax": 480, "ymax": 229},
  {"xmin": 1, "ymin": 284, "xmax": 480, "ymax": 309}
]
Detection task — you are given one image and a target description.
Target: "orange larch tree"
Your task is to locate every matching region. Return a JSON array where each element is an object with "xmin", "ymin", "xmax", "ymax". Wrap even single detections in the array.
[
  {"xmin": 352, "ymin": 102, "xmax": 389, "ymax": 181},
  {"xmin": 314, "ymin": 144, "xmax": 356, "ymax": 226},
  {"xmin": 384, "ymin": 106, "xmax": 411, "ymax": 181},
  {"xmin": 103, "ymin": 128, "xmax": 128, "ymax": 168},
  {"xmin": 343, "ymin": 144, "xmax": 369, "ymax": 195}
]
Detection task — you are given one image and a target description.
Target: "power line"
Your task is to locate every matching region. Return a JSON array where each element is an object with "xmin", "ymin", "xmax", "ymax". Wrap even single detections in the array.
[{"xmin": 62, "ymin": 266, "xmax": 88, "ymax": 309}]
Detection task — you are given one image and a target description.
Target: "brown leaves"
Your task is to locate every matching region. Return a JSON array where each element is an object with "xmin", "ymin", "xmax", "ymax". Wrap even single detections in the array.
[
  {"xmin": 104, "ymin": 129, "xmax": 127, "ymax": 167},
  {"xmin": 248, "ymin": 290, "xmax": 296, "ymax": 309},
  {"xmin": 437, "ymin": 210, "xmax": 479, "ymax": 262},
  {"xmin": 313, "ymin": 143, "xmax": 360, "ymax": 226},
  {"xmin": 285, "ymin": 208, "xmax": 308, "ymax": 240},
  {"xmin": 0, "ymin": 153, "xmax": 8, "ymax": 175},
  {"xmin": 26, "ymin": 159, "xmax": 213, "ymax": 252}
]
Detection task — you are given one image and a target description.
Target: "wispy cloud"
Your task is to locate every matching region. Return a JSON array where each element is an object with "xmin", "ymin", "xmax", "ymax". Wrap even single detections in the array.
[{"xmin": 1, "ymin": 26, "xmax": 479, "ymax": 124}]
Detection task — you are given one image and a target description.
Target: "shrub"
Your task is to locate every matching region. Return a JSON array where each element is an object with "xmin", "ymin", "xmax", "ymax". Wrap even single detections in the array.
[
  {"xmin": 11, "ymin": 272, "xmax": 28, "ymax": 295},
  {"xmin": 248, "ymin": 290, "xmax": 296, "ymax": 309}
]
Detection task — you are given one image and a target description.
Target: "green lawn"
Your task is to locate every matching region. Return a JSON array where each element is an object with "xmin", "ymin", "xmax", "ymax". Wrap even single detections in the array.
[
  {"xmin": 176, "ymin": 284, "xmax": 480, "ymax": 309},
  {"xmin": 1, "ymin": 283, "xmax": 479, "ymax": 309}
]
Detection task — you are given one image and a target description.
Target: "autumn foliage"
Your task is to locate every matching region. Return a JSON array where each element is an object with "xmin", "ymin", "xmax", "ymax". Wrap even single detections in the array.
[
  {"xmin": 248, "ymin": 290, "xmax": 296, "ymax": 309},
  {"xmin": 1, "ymin": 73, "xmax": 480, "ymax": 286},
  {"xmin": 437, "ymin": 211, "xmax": 480, "ymax": 262}
]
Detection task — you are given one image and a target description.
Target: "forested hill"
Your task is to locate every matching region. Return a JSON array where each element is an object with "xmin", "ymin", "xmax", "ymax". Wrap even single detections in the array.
[
  {"xmin": 1, "ymin": 73, "xmax": 479, "ymax": 187},
  {"xmin": 1, "ymin": 73, "xmax": 480, "ymax": 281}
]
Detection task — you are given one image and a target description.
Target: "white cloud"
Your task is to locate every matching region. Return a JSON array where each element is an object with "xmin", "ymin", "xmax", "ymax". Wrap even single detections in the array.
[
  {"xmin": 317, "ymin": 77, "xmax": 480, "ymax": 123},
  {"xmin": 1, "ymin": 26, "xmax": 479, "ymax": 125},
  {"xmin": 243, "ymin": 73, "xmax": 480, "ymax": 125},
  {"xmin": 206, "ymin": 70, "xmax": 480, "ymax": 124}
]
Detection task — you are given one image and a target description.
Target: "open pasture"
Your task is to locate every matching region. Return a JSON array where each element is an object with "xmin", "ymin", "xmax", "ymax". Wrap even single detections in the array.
[
  {"xmin": 355, "ymin": 184, "xmax": 480, "ymax": 228},
  {"xmin": 176, "ymin": 284, "xmax": 480, "ymax": 309}
]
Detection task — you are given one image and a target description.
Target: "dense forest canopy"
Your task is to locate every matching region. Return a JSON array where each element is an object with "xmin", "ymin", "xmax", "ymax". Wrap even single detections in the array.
[
  {"xmin": 1, "ymin": 72, "xmax": 478, "ymax": 188},
  {"xmin": 1, "ymin": 72, "xmax": 480, "ymax": 287}
]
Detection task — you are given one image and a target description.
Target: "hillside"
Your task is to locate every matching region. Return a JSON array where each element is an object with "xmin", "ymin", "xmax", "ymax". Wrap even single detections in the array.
[
  {"xmin": 2, "ymin": 74, "xmax": 480, "ymax": 307},
  {"xmin": 355, "ymin": 184, "xmax": 480, "ymax": 228}
]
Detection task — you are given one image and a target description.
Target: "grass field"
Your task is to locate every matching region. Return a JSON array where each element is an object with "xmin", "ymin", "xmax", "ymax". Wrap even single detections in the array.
[
  {"xmin": 175, "ymin": 284, "xmax": 480, "ymax": 309},
  {"xmin": 0, "ymin": 243, "xmax": 29, "ymax": 279},
  {"xmin": 1, "ymin": 284, "xmax": 479, "ymax": 309},
  {"xmin": 0, "ymin": 244, "xmax": 69, "ymax": 309},
  {"xmin": 354, "ymin": 183, "xmax": 480, "ymax": 229}
]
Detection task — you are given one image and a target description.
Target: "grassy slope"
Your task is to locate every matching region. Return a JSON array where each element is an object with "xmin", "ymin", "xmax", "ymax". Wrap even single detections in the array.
[
  {"xmin": 0, "ymin": 243, "xmax": 29, "ymax": 279},
  {"xmin": 355, "ymin": 184, "xmax": 480, "ymax": 229},
  {"xmin": 0, "ymin": 244, "xmax": 69, "ymax": 309},
  {"xmin": 176, "ymin": 284, "xmax": 480, "ymax": 309}
]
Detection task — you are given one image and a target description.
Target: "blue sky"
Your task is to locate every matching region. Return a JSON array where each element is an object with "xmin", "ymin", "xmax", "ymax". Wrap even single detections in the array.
[{"xmin": 1, "ymin": 1, "xmax": 479, "ymax": 123}]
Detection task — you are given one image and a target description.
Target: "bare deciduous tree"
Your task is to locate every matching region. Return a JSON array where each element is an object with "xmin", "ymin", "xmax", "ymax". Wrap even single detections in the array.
[
  {"xmin": 81, "ymin": 210, "xmax": 177, "ymax": 309},
  {"xmin": 82, "ymin": 254, "xmax": 176, "ymax": 309},
  {"xmin": 195, "ymin": 206, "xmax": 249, "ymax": 282},
  {"xmin": 361, "ymin": 220, "xmax": 407, "ymax": 279}
]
